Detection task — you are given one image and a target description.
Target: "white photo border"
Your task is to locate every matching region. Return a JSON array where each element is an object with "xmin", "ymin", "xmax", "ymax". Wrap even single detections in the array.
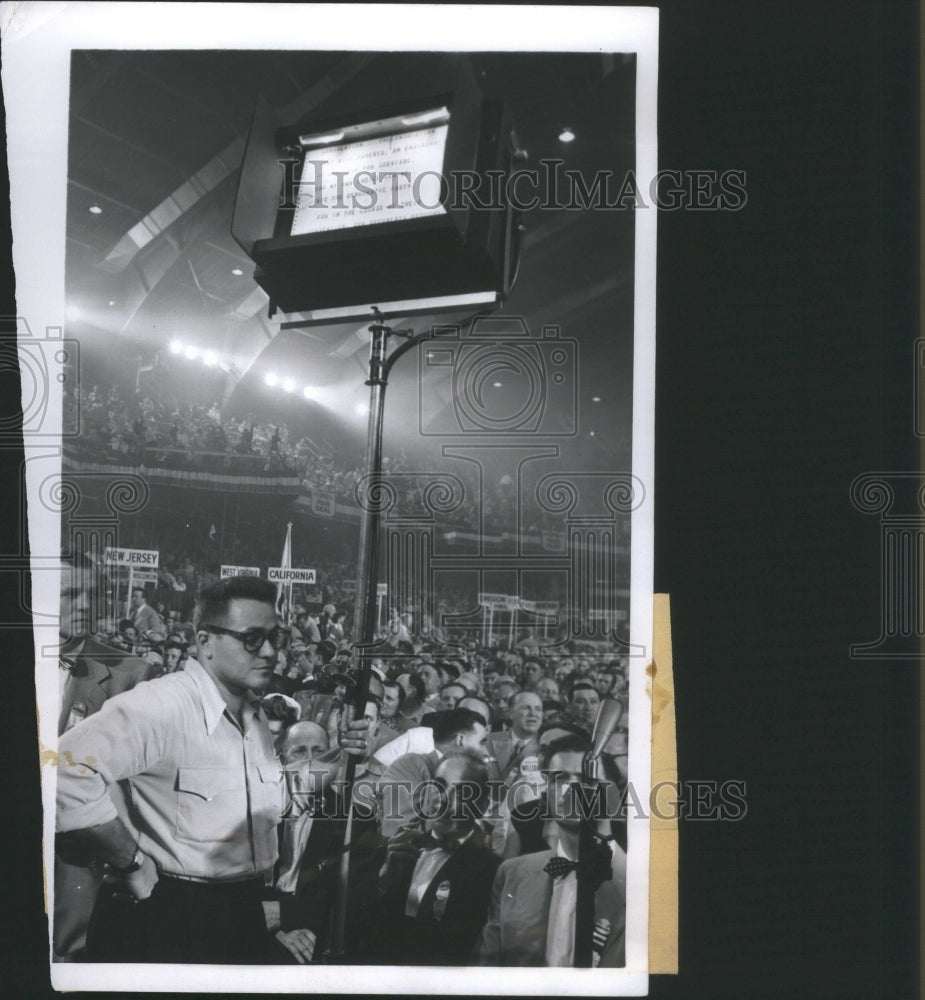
[{"xmin": 2, "ymin": 3, "xmax": 658, "ymax": 994}]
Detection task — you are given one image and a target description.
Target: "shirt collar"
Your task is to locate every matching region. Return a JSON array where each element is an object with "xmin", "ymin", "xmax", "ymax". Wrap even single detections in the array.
[{"xmin": 183, "ymin": 656, "xmax": 262, "ymax": 734}]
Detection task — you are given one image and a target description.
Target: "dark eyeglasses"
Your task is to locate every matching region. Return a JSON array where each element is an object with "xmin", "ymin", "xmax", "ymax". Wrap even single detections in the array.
[{"xmin": 202, "ymin": 624, "xmax": 289, "ymax": 654}]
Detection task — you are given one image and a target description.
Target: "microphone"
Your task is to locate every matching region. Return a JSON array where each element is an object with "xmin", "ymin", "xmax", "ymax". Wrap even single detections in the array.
[{"xmin": 583, "ymin": 699, "xmax": 625, "ymax": 782}]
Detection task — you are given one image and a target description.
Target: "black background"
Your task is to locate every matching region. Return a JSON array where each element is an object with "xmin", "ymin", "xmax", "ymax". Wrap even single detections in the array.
[{"xmin": 0, "ymin": 2, "xmax": 919, "ymax": 997}]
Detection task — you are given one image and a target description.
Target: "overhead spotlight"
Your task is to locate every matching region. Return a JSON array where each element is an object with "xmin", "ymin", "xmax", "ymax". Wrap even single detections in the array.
[
  {"xmin": 591, "ymin": 396, "xmax": 601, "ymax": 403},
  {"xmin": 558, "ymin": 127, "xmax": 576, "ymax": 143},
  {"xmin": 265, "ymin": 373, "xmax": 278, "ymax": 387},
  {"xmin": 169, "ymin": 339, "xmax": 183, "ymax": 354},
  {"xmin": 231, "ymin": 268, "xmax": 243, "ymax": 276},
  {"xmin": 298, "ymin": 130, "xmax": 346, "ymax": 147},
  {"xmin": 202, "ymin": 351, "xmax": 218, "ymax": 367},
  {"xmin": 282, "ymin": 378, "xmax": 296, "ymax": 393},
  {"xmin": 107, "ymin": 300, "xmax": 116, "ymax": 307},
  {"xmin": 492, "ymin": 381, "xmax": 503, "ymax": 388},
  {"xmin": 183, "ymin": 345, "xmax": 199, "ymax": 360},
  {"xmin": 88, "ymin": 204, "xmax": 103, "ymax": 215}
]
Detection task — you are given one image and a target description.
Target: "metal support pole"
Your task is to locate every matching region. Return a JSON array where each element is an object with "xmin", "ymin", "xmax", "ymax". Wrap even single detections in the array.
[{"xmin": 327, "ymin": 315, "xmax": 392, "ymax": 962}]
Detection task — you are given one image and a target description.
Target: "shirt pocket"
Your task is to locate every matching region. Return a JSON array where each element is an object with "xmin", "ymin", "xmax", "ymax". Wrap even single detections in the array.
[
  {"xmin": 175, "ymin": 766, "xmax": 246, "ymax": 843},
  {"xmin": 250, "ymin": 760, "xmax": 284, "ymax": 838}
]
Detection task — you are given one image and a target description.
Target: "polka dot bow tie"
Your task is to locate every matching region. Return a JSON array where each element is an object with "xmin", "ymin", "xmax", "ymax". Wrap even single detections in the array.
[{"xmin": 543, "ymin": 856, "xmax": 580, "ymax": 879}]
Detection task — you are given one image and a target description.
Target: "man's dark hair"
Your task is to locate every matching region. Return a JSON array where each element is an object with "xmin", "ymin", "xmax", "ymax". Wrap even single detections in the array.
[
  {"xmin": 568, "ymin": 679, "xmax": 599, "ymax": 701},
  {"xmin": 118, "ymin": 618, "xmax": 135, "ymax": 633},
  {"xmin": 432, "ymin": 707, "xmax": 486, "ymax": 747},
  {"xmin": 538, "ymin": 718, "xmax": 587, "ymax": 743},
  {"xmin": 194, "ymin": 576, "xmax": 277, "ymax": 629},
  {"xmin": 262, "ymin": 694, "xmax": 300, "ymax": 726},
  {"xmin": 437, "ymin": 659, "xmax": 463, "ymax": 681},
  {"xmin": 382, "ymin": 679, "xmax": 405, "ymax": 706},
  {"xmin": 539, "ymin": 731, "xmax": 591, "ymax": 771}
]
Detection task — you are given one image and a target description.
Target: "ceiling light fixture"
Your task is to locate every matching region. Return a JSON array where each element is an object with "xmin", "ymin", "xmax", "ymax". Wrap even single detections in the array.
[
  {"xmin": 231, "ymin": 268, "xmax": 243, "ymax": 276},
  {"xmin": 88, "ymin": 204, "xmax": 103, "ymax": 215},
  {"xmin": 558, "ymin": 127, "xmax": 576, "ymax": 143}
]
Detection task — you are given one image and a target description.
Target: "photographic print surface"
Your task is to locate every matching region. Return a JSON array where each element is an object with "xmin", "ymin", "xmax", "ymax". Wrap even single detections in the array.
[{"xmin": 3, "ymin": 4, "xmax": 657, "ymax": 994}]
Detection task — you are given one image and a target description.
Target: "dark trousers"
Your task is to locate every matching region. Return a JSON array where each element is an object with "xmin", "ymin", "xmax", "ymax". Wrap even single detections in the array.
[{"xmin": 86, "ymin": 875, "xmax": 276, "ymax": 964}]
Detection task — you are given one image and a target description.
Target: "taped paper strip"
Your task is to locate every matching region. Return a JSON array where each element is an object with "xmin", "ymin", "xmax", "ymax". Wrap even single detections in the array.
[{"xmin": 649, "ymin": 593, "xmax": 679, "ymax": 973}]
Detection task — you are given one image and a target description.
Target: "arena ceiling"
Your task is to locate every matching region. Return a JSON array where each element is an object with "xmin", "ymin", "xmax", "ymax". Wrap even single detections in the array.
[{"xmin": 64, "ymin": 49, "xmax": 637, "ymax": 463}]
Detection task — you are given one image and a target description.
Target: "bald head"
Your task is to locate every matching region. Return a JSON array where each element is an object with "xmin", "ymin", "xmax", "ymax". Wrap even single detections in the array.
[{"xmin": 279, "ymin": 721, "xmax": 329, "ymax": 765}]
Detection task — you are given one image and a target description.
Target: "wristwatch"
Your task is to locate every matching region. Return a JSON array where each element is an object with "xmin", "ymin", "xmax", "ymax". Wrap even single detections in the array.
[{"xmin": 114, "ymin": 847, "xmax": 145, "ymax": 875}]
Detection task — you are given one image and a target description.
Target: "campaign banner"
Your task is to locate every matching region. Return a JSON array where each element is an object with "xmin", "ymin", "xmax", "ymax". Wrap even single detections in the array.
[
  {"xmin": 104, "ymin": 547, "xmax": 159, "ymax": 569},
  {"xmin": 220, "ymin": 565, "xmax": 262, "ymax": 578},
  {"xmin": 377, "ymin": 582, "xmax": 388, "ymax": 596},
  {"xmin": 520, "ymin": 599, "xmax": 559, "ymax": 615},
  {"xmin": 311, "ymin": 490, "xmax": 336, "ymax": 517},
  {"xmin": 267, "ymin": 567, "xmax": 316, "ymax": 584},
  {"xmin": 478, "ymin": 592, "xmax": 510, "ymax": 609},
  {"xmin": 342, "ymin": 579, "xmax": 357, "ymax": 593},
  {"xmin": 131, "ymin": 568, "xmax": 159, "ymax": 586}
]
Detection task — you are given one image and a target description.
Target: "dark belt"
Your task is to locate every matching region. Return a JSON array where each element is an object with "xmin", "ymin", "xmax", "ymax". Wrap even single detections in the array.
[{"xmin": 157, "ymin": 873, "xmax": 267, "ymax": 895}]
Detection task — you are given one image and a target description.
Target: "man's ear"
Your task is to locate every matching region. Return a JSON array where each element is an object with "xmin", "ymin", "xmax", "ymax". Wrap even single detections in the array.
[{"xmin": 195, "ymin": 630, "xmax": 211, "ymax": 658}]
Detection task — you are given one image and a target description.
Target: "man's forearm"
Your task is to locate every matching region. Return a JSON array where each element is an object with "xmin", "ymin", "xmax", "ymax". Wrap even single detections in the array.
[{"xmin": 65, "ymin": 815, "xmax": 140, "ymax": 870}]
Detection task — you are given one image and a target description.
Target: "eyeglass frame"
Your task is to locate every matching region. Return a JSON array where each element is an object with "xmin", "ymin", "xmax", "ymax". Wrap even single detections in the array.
[{"xmin": 200, "ymin": 623, "xmax": 290, "ymax": 654}]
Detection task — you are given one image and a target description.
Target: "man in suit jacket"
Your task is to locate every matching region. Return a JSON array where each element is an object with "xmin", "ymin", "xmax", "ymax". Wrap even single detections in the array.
[
  {"xmin": 486, "ymin": 690, "xmax": 543, "ymax": 804},
  {"xmin": 265, "ymin": 713, "xmax": 384, "ymax": 963},
  {"xmin": 473, "ymin": 733, "xmax": 626, "ymax": 967},
  {"xmin": 130, "ymin": 586, "xmax": 166, "ymax": 642},
  {"xmin": 366, "ymin": 749, "xmax": 502, "ymax": 965},
  {"xmin": 378, "ymin": 708, "xmax": 489, "ymax": 838},
  {"xmin": 54, "ymin": 554, "xmax": 155, "ymax": 961}
]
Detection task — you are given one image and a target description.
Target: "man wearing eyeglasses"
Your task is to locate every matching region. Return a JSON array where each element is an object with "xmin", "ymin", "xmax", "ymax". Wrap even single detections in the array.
[{"xmin": 55, "ymin": 575, "xmax": 369, "ymax": 964}]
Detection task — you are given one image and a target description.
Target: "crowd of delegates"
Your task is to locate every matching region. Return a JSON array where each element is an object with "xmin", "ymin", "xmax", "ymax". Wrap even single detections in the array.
[
  {"xmin": 67, "ymin": 381, "xmax": 399, "ymax": 489},
  {"xmin": 66, "ymin": 379, "xmax": 627, "ymax": 542},
  {"xmin": 55, "ymin": 561, "xmax": 629, "ymax": 968}
]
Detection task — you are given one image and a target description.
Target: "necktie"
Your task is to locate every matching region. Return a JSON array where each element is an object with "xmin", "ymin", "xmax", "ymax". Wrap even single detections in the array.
[
  {"xmin": 544, "ymin": 842, "xmax": 614, "ymax": 886},
  {"xmin": 543, "ymin": 856, "xmax": 579, "ymax": 879}
]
